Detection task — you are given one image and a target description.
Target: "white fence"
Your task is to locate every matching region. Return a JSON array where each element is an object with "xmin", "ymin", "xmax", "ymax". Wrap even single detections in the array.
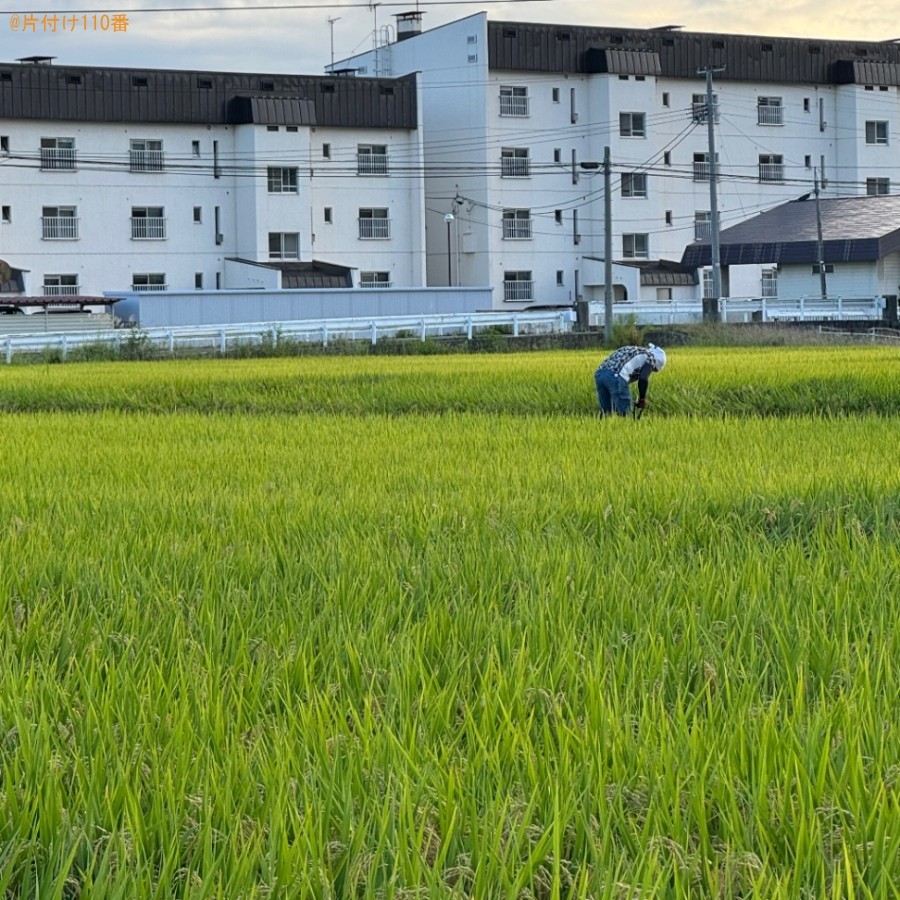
[
  {"xmin": 0, "ymin": 310, "xmax": 575, "ymax": 364},
  {"xmin": 589, "ymin": 296, "xmax": 886, "ymax": 326}
]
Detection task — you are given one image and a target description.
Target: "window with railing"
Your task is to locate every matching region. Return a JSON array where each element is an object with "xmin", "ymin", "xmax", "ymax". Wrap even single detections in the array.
[
  {"xmin": 132, "ymin": 273, "xmax": 167, "ymax": 291},
  {"xmin": 131, "ymin": 206, "xmax": 166, "ymax": 239},
  {"xmin": 621, "ymin": 173, "xmax": 647, "ymax": 198},
  {"xmin": 499, "ymin": 85, "xmax": 529, "ymax": 117},
  {"xmin": 500, "ymin": 147, "xmax": 529, "ymax": 177},
  {"xmin": 702, "ymin": 268, "xmax": 714, "ymax": 299},
  {"xmin": 129, "ymin": 139, "xmax": 165, "ymax": 171},
  {"xmin": 41, "ymin": 206, "xmax": 79, "ymax": 239},
  {"xmin": 40, "ymin": 137, "xmax": 76, "ymax": 170},
  {"xmin": 268, "ymin": 232, "xmax": 299, "ymax": 259},
  {"xmin": 503, "ymin": 271, "xmax": 533, "ymax": 302},
  {"xmin": 42, "ymin": 274, "xmax": 79, "ymax": 296},
  {"xmin": 267, "ymin": 167, "xmax": 298, "ymax": 193},
  {"xmin": 693, "ymin": 152, "xmax": 718, "ymax": 181},
  {"xmin": 622, "ymin": 233, "xmax": 649, "ymax": 259},
  {"xmin": 761, "ymin": 268, "xmax": 778, "ymax": 298},
  {"xmin": 357, "ymin": 144, "xmax": 388, "ymax": 175},
  {"xmin": 360, "ymin": 271, "xmax": 392, "ymax": 288},
  {"xmin": 694, "ymin": 211, "xmax": 711, "ymax": 241},
  {"xmin": 692, "ymin": 93, "xmax": 718, "ymax": 123},
  {"xmin": 358, "ymin": 208, "xmax": 390, "ymax": 239},
  {"xmin": 757, "ymin": 97, "xmax": 783, "ymax": 125},
  {"xmin": 867, "ymin": 177, "xmax": 890, "ymax": 195},
  {"xmin": 758, "ymin": 154, "xmax": 784, "ymax": 182},
  {"xmin": 502, "ymin": 209, "xmax": 532, "ymax": 240}
]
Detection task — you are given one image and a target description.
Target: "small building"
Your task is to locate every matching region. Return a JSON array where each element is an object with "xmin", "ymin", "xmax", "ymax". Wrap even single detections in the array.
[{"xmin": 681, "ymin": 194, "xmax": 900, "ymax": 312}]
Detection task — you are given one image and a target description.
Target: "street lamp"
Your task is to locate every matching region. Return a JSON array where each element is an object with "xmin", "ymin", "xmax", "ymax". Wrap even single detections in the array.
[{"xmin": 444, "ymin": 212, "xmax": 454, "ymax": 286}]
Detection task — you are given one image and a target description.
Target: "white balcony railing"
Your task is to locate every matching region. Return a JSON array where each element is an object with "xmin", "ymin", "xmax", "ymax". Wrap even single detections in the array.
[
  {"xmin": 502, "ymin": 219, "xmax": 532, "ymax": 240},
  {"xmin": 40, "ymin": 148, "xmax": 76, "ymax": 170},
  {"xmin": 132, "ymin": 283, "xmax": 169, "ymax": 292},
  {"xmin": 501, "ymin": 157, "xmax": 529, "ymax": 177},
  {"xmin": 693, "ymin": 162, "xmax": 711, "ymax": 182},
  {"xmin": 360, "ymin": 281, "xmax": 393, "ymax": 289},
  {"xmin": 503, "ymin": 280, "xmax": 534, "ymax": 302},
  {"xmin": 42, "ymin": 216, "xmax": 79, "ymax": 240},
  {"xmin": 759, "ymin": 163, "xmax": 784, "ymax": 182},
  {"xmin": 757, "ymin": 105, "xmax": 783, "ymax": 125},
  {"xmin": 41, "ymin": 284, "xmax": 79, "ymax": 296},
  {"xmin": 358, "ymin": 218, "xmax": 391, "ymax": 239},
  {"xmin": 357, "ymin": 153, "xmax": 388, "ymax": 175},
  {"xmin": 499, "ymin": 95, "xmax": 529, "ymax": 117},
  {"xmin": 129, "ymin": 149, "xmax": 165, "ymax": 172},
  {"xmin": 694, "ymin": 220, "xmax": 711, "ymax": 241},
  {"xmin": 131, "ymin": 217, "xmax": 167, "ymax": 239}
]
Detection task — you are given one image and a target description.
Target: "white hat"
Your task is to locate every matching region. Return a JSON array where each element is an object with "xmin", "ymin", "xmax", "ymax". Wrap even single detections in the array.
[{"xmin": 647, "ymin": 343, "xmax": 666, "ymax": 371}]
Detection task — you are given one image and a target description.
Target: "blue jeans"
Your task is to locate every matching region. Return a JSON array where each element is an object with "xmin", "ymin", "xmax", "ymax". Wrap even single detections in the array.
[{"xmin": 595, "ymin": 368, "xmax": 631, "ymax": 416}]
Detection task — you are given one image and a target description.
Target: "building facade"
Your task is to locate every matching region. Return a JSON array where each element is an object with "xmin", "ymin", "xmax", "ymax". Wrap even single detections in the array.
[
  {"xmin": 0, "ymin": 61, "xmax": 426, "ymax": 301},
  {"xmin": 337, "ymin": 13, "xmax": 900, "ymax": 308}
]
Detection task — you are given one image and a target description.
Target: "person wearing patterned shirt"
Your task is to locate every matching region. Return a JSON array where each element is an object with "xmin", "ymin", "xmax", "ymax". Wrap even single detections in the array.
[{"xmin": 594, "ymin": 344, "xmax": 667, "ymax": 417}]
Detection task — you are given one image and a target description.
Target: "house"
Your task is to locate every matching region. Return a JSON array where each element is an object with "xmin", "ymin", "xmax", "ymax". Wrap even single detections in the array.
[
  {"xmin": 0, "ymin": 58, "xmax": 426, "ymax": 303},
  {"xmin": 336, "ymin": 13, "xmax": 900, "ymax": 309},
  {"xmin": 681, "ymin": 193, "xmax": 900, "ymax": 316}
]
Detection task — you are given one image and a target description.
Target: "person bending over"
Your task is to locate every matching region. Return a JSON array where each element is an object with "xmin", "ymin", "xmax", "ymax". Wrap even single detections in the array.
[{"xmin": 594, "ymin": 343, "xmax": 666, "ymax": 417}]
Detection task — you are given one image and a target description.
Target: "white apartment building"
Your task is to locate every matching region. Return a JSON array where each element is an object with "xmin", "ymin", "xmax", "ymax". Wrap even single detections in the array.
[
  {"xmin": 0, "ymin": 60, "xmax": 426, "ymax": 302},
  {"xmin": 337, "ymin": 13, "xmax": 900, "ymax": 309}
]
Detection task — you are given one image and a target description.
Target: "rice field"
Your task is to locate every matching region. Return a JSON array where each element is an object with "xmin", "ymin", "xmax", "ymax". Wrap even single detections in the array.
[{"xmin": 0, "ymin": 346, "xmax": 898, "ymax": 898}]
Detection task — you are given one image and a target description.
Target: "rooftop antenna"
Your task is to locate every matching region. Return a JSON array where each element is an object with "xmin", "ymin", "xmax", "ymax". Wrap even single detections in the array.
[{"xmin": 327, "ymin": 16, "xmax": 341, "ymax": 70}]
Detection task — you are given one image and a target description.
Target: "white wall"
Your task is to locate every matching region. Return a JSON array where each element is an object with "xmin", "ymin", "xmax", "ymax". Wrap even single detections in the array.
[{"xmin": 777, "ymin": 261, "xmax": 879, "ymax": 298}]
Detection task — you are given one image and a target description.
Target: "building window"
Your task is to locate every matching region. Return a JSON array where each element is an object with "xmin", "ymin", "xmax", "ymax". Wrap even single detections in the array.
[
  {"xmin": 693, "ymin": 152, "xmax": 717, "ymax": 181},
  {"xmin": 621, "ymin": 172, "xmax": 647, "ymax": 198},
  {"xmin": 358, "ymin": 208, "xmax": 390, "ymax": 239},
  {"xmin": 193, "ymin": 206, "xmax": 202, "ymax": 223},
  {"xmin": 503, "ymin": 270, "xmax": 533, "ymax": 302},
  {"xmin": 805, "ymin": 155, "xmax": 812, "ymax": 169},
  {"xmin": 499, "ymin": 85, "xmax": 529, "ymax": 117},
  {"xmin": 665, "ymin": 210, "xmax": 672, "ymax": 226},
  {"xmin": 664, "ymin": 151, "xmax": 671, "ymax": 166},
  {"xmin": 360, "ymin": 271, "xmax": 392, "ymax": 288},
  {"xmin": 692, "ymin": 93, "xmax": 718, "ymax": 123},
  {"xmin": 268, "ymin": 232, "xmax": 300, "ymax": 259},
  {"xmin": 324, "ymin": 207, "xmax": 333, "ymax": 223},
  {"xmin": 192, "ymin": 140, "xmax": 201, "ymax": 157},
  {"xmin": 357, "ymin": 144, "xmax": 388, "ymax": 175},
  {"xmin": 761, "ymin": 268, "xmax": 778, "ymax": 298},
  {"xmin": 662, "ymin": 92, "xmax": 670, "ymax": 107},
  {"xmin": 267, "ymin": 125, "xmax": 279, "ymax": 133},
  {"xmin": 694, "ymin": 210, "xmax": 711, "ymax": 241},
  {"xmin": 812, "ymin": 263, "xmax": 835, "ymax": 274},
  {"xmin": 619, "ymin": 112, "xmax": 646, "ymax": 137},
  {"xmin": 552, "ymin": 87, "xmax": 560, "ymax": 102},
  {"xmin": 322, "ymin": 143, "xmax": 331, "ymax": 159},
  {"xmin": 556, "ymin": 270, "xmax": 564, "ymax": 286},
  {"xmin": 267, "ymin": 166, "xmax": 298, "ymax": 193},
  {"xmin": 500, "ymin": 147, "xmax": 530, "ymax": 177},
  {"xmin": 1, "ymin": 205, "xmax": 9, "ymax": 223},
  {"xmin": 195, "ymin": 272, "xmax": 204, "ymax": 289},
  {"xmin": 758, "ymin": 154, "xmax": 784, "ymax": 182},
  {"xmin": 656, "ymin": 288, "xmax": 673, "ymax": 301},
  {"xmin": 286, "ymin": 125, "xmax": 298, "ymax": 133},
  {"xmin": 553, "ymin": 148, "xmax": 562, "ymax": 164},
  {"xmin": 866, "ymin": 121, "xmax": 889, "ymax": 144},
  {"xmin": 804, "ymin": 98, "xmax": 811, "ymax": 112},
  {"xmin": 867, "ymin": 177, "xmax": 890, "ymax": 195},
  {"xmin": 129, "ymin": 138, "xmax": 164, "ymax": 171},
  {"xmin": 42, "ymin": 274, "xmax": 79, "ymax": 296},
  {"xmin": 554, "ymin": 209, "xmax": 563, "ymax": 225},
  {"xmin": 40, "ymin": 137, "xmax": 76, "ymax": 170},
  {"xmin": 0, "ymin": 136, "xmax": 8, "ymax": 153},
  {"xmin": 757, "ymin": 96, "xmax": 783, "ymax": 125},
  {"xmin": 132, "ymin": 273, "xmax": 167, "ymax": 291},
  {"xmin": 622, "ymin": 233, "xmax": 649, "ymax": 259},
  {"xmin": 41, "ymin": 205, "xmax": 78, "ymax": 240},
  {"xmin": 702, "ymin": 268, "xmax": 714, "ymax": 299},
  {"xmin": 502, "ymin": 209, "xmax": 532, "ymax": 240},
  {"xmin": 131, "ymin": 206, "xmax": 166, "ymax": 239}
]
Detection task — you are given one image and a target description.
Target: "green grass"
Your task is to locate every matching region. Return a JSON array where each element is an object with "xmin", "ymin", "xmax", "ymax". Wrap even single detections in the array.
[{"xmin": 0, "ymin": 347, "xmax": 898, "ymax": 897}]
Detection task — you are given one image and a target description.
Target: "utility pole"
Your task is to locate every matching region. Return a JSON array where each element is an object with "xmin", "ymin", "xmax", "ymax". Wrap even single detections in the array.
[
  {"xmin": 814, "ymin": 172, "xmax": 827, "ymax": 300},
  {"xmin": 698, "ymin": 65, "xmax": 725, "ymax": 323},
  {"xmin": 327, "ymin": 16, "xmax": 340, "ymax": 70},
  {"xmin": 603, "ymin": 146, "xmax": 613, "ymax": 343}
]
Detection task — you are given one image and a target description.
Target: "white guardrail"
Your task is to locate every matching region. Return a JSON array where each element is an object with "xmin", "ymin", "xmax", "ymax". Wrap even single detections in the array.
[{"xmin": 0, "ymin": 310, "xmax": 576, "ymax": 363}]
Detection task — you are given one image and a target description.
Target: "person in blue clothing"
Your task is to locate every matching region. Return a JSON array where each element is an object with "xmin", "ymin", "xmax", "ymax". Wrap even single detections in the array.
[{"xmin": 594, "ymin": 343, "xmax": 667, "ymax": 416}]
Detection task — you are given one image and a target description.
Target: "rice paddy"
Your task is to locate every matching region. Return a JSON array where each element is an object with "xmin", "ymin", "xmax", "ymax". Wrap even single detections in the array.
[{"xmin": 0, "ymin": 347, "xmax": 898, "ymax": 898}]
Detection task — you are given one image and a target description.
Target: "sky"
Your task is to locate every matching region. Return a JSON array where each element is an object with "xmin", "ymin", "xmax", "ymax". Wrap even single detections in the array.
[{"xmin": 2, "ymin": 0, "xmax": 900, "ymax": 76}]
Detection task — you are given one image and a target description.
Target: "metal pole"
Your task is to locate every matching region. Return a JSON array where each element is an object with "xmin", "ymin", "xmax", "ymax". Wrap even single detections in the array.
[
  {"xmin": 603, "ymin": 146, "xmax": 613, "ymax": 343},
  {"xmin": 814, "ymin": 172, "xmax": 827, "ymax": 300},
  {"xmin": 699, "ymin": 66, "xmax": 725, "ymax": 323},
  {"xmin": 444, "ymin": 213, "xmax": 454, "ymax": 286}
]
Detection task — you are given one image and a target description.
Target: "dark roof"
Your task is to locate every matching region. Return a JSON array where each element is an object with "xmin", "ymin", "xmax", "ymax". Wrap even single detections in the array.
[
  {"xmin": 617, "ymin": 259, "xmax": 698, "ymax": 286},
  {"xmin": 227, "ymin": 258, "xmax": 353, "ymax": 289},
  {"xmin": 0, "ymin": 62, "xmax": 417, "ymax": 128},
  {"xmin": 680, "ymin": 195, "xmax": 900, "ymax": 268},
  {"xmin": 488, "ymin": 21, "xmax": 900, "ymax": 85}
]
